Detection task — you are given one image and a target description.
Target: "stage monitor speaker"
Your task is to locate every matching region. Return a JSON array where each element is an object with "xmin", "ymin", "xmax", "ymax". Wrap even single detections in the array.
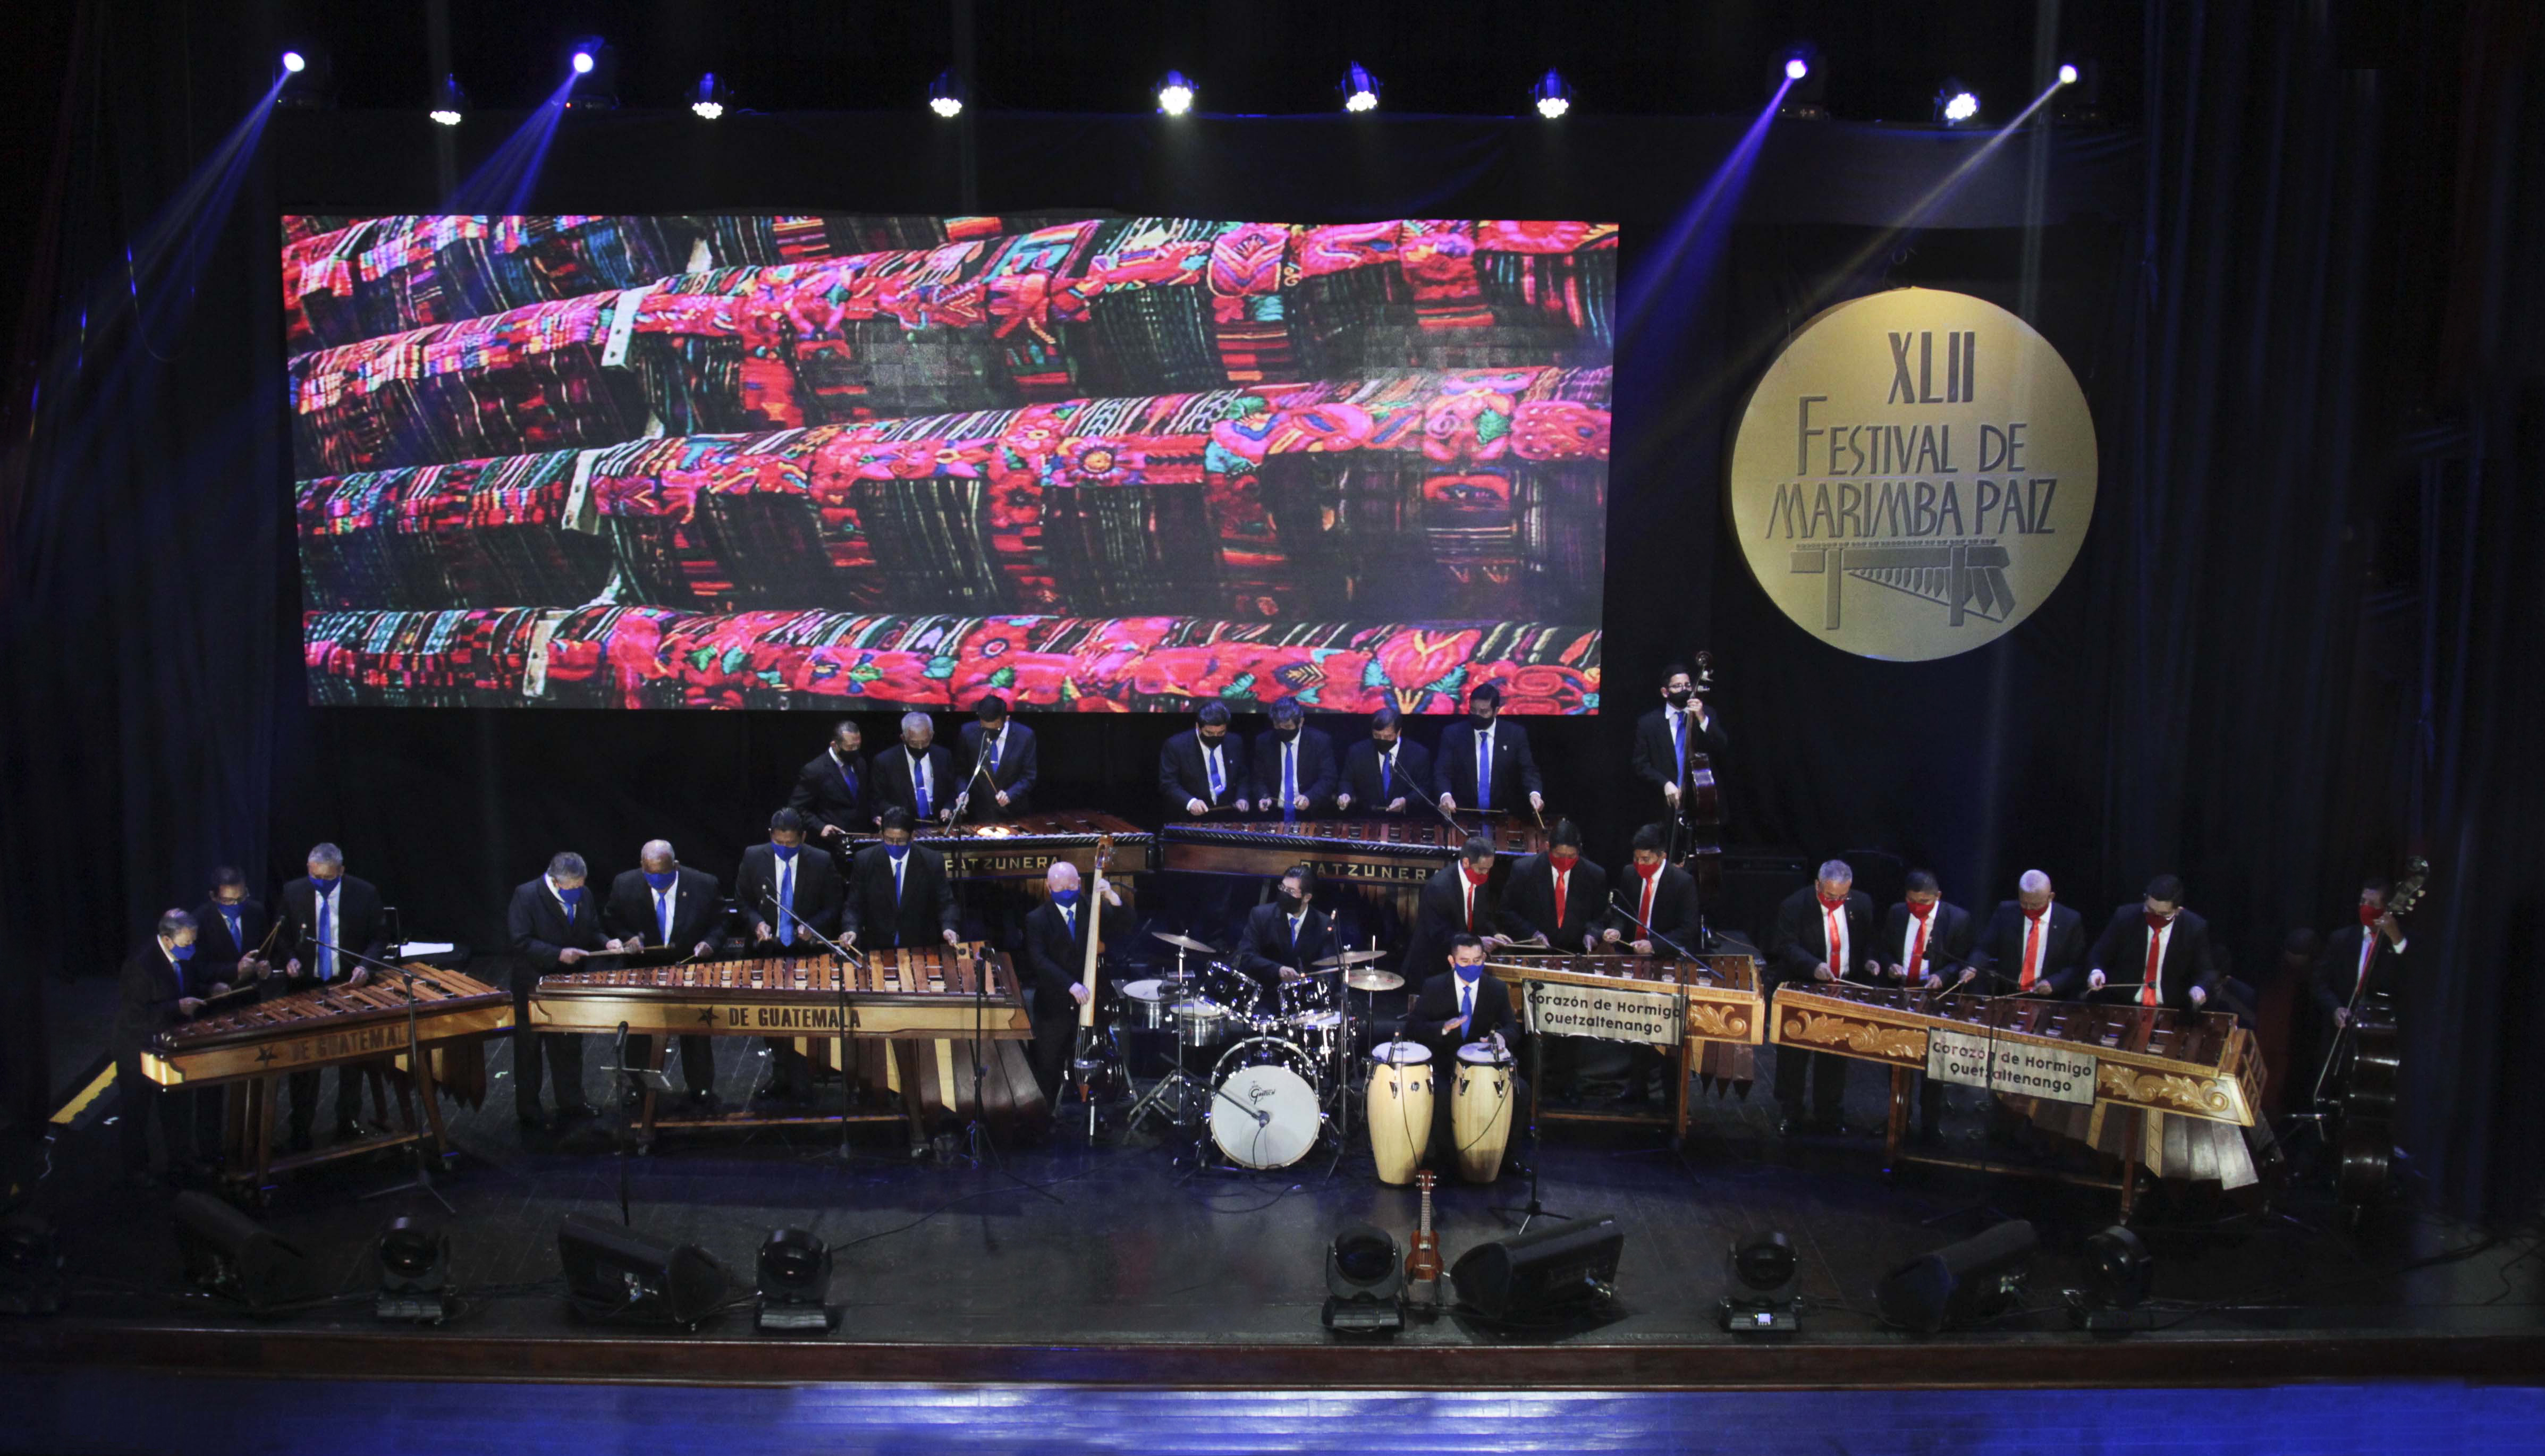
[
  {"xmin": 558, "ymin": 1215, "xmax": 733, "ymax": 1328},
  {"xmin": 173, "ymin": 1192, "xmax": 311, "ymax": 1313},
  {"xmin": 1450, "ymin": 1215, "xmax": 1622, "ymax": 1320},
  {"xmin": 1874, "ymin": 1218, "xmax": 2037, "ymax": 1334}
]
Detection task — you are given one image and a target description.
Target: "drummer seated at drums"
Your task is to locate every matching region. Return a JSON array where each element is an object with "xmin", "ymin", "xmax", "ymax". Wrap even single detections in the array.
[
  {"xmin": 1406, "ymin": 934, "xmax": 1529, "ymax": 1175},
  {"xmin": 1235, "ymin": 865, "xmax": 1337, "ymax": 1001}
]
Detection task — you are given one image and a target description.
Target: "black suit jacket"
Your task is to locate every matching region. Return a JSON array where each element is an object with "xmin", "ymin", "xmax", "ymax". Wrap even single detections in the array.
[
  {"xmin": 957, "ymin": 720, "xmax": 1039, "ymax": 814},
  {"xmin": 505, "ymin": 878, "xmax": 611, "ymax": 971},
  {"xmin": 1236, "ymin": 901, "xmax": 1337, "ymax": 991},
  {"xmin": 603, "ymin": 867, "xmax": 728, "ymax": 955},
  {"xmin": 873, "ymin": 742, "xmax": 960, "ymax": 822},
  {"xmin": 1434, "ymin": 719, "xmax": 1542, "ymax": 810},
  {"xmin": 1158, "ymin": 729, "xmax": 1252, "ymax": 812},
  {"xmin": 1408, "ymin": 969, "xmax": 1524, "ymax": 1048},
  {"xmin": 789, "ymin": 747, "xmax": 873, "ymax": 836},
  {"xmin": 1608, "ymin": 862, "xmax": 1703, "ymax": 952},
  {"xmin": 1765, "ymin": 885, "xmax": 1882, "ymax": 988},
  {"xmin": 116, "ymin": 945, "xmax": 192, "ymax": 1053},
  {"xmin": 1966, "ymin": 900, "xmax": 2090, "ymax": 997},
  {"xmin": 1879, "ymin": 901, "xmax": 1977, "ymax": 986},
  {"xmin": 190, "ymin": 897, "xmax": 270, "ymax": 990},
  {"xmin": 2088, "ymin": 904, "xmax": 2221, "ymax": 1011},
  {"xmin": 1497, "ymin": 853, "xmax": 1611, "ymax": 951},
  {"xmin": 1402, "ymin": 863, "xmax": 1495, "ymax": 989},
  {"xmin": 841, "ymin": 843, "xmax": 957, "ymax": 949},
  {"xmin": 1248, "ymin": 728, "xmax": 1339, "ymax": 815},
  {"xmin": 2313, "ymin": 924, "xmax": 2407, "ymax": 1021},
  {"xmin": 1629, "ymin": 705, "xmax": 1727, "ymax": 796},
  {"xmin": 276, "ymin": 874, "xmax": 386, "ymax": 985},
  {"xmin": 1020, "ymin": 896, "xmax": 1131, "ymax": 1021},
  {"xmin": 734, "ymin": 844, "xmax": 845, "ymax": 942},
  {"xmin": 1338, "ymin": 738, "xmax": 1433, "ymax": 810}
]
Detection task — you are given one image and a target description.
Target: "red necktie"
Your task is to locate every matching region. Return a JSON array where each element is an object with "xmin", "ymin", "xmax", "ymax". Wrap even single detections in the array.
[
  {"xmin": 2018, "ymin": 912, "xmax": 2044, "ymax": 991},
  {"xmin": 2141, "ymin": 925, "xmax": 2163, "ymax": 1008},
  {"xmin": 1907, "ymin": 909, "xmax": 1931, "ymax": 979},
  {"xmin": 1825, "ymin": 905, "xmax": 1845, "ymax": 975},
  {"xmin": 1639, "ymin": 870, "xmax": 1657, "ymax": 932},
  {"xmin": 1553, "ymin": 867, "xmax": 1569, "ymax": 928},
  {"xmin": 1465, "ymin": 877, "xmax": 1476, "ymax": 932}
]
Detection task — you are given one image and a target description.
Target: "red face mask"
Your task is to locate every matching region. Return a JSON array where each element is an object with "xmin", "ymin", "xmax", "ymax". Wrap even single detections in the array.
[
  {"xmin": 2023, "ymin": 902, "xmax": 2050, "ymax": 920},
  {"xmin": 1907, "ymin": 900, "xmax": 1934, "ymax": 921},
  {"xmin": 2358, "ymin": 902, "xmax": 2382, "ymax": 927},
  {"xmin": 1462, "ymin": 863, "xmax": 1491, "ymax": 888},
  {"xmin": 1817, "ymin": 889, "xmax": 1848, "ymax": 911},
  {"xmin": 2144, "ymin": 909, "xmax": 2175, "ymax": 931},
  {"xmin": 1549, "ymin": 850, "xmax": 1579, "ymax": 870},
  {"xmin": 1636, "ymin": 859, "xmax": 1664, "ymax": 881}
]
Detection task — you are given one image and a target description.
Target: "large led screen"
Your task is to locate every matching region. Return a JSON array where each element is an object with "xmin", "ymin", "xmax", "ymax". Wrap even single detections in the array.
[{"xmin": 285, "ymin": 214, "xmax": 1612, "ymax": 711}]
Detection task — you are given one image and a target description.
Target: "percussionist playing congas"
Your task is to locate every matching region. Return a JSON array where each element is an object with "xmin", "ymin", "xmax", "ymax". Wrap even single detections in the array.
[{"xmin": 1403, "ymin": 933, "xmax": 1529, "ymax": 1179}]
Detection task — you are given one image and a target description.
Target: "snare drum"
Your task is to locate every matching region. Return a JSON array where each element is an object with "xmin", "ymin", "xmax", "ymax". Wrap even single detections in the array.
[
  {"xmin": 1170, "ymin": 998, "xmax": 1231, "ymax": 1049},
  {"xmin": 1365, "ymin": 1040, "xmax": 1435, "ymax": 1186},
  {"xmin": 1119, "ymin": 978, "xmax": 1176, "ymax": 1031},
  {"xmin": 1450, "ymin": 1041, "xmax": 1516, "ymax": 1184}
]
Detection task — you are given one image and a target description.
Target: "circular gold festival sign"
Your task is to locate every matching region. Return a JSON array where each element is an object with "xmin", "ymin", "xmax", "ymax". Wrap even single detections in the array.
[{"xmin": 1727, "ymin": 288, "xmax": 2096, "ymax": 661}]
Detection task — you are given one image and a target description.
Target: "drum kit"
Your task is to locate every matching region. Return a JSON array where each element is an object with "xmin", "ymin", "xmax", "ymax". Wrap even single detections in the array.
[{"xmin": 1117, "ymin": 928, "xmax": 1409, "ymax": 1172}]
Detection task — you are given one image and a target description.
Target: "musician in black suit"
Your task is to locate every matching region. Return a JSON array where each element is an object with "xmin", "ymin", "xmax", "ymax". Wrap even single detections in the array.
[
  {"xmin": 1434, "ymin": 682, "xmax": 1543, "ymax": 818},
  {"xmin": 1766, "ymin": 859, "xmax": 1882, "ymax": 1136},
  {"xmin": 2313, "ymin": 877, "xmax": 2411, "ymax": 1034},
  {"xmin": 1602, "ymin": 825, "xmax": 1703, "ymax": 954},
  {"xmin": 1629, "ymin": 663, "xmax": 1728, "ymax": 820},
  {"xmin": 735, "ymin": 809, "xmax": 848, "ymax": 1106},
  {"xmin": 2085, "ymin": 874, "xmax": 2220, "ymax": 1013},
  {"xmin": 114, "ymin": 910, "xmax": 208, "ymax": 1185},
  {"xmin": 603, "ymin": 840, "xmax": 728, "ymax": 1106},
  {"xmin": 1966, "ymin": 870, "xmax": 2090, "ymax": 998},
  {"xmin": 505, "ymin": 851, "xmax": 620, "ymax": 1128},
  {"xmin": 1496, "ymin": 820, "xmax": 1609, "ymax": 953},
  {"xmin": 1335, "ymin": 706, "xmax": 1433, "ymax": 815},
  {"xmin": 1236, "ymin": 864, "xmax": 1339, "ymax": 1002},
  {"xmin": 1159, "ymin": 701, "xmax": 1252, "ymax": 816},
  {"xmin": 873, "ymin": 711, "xmax": 959, "ymax": 825},
  {"xmin": 1402, "ymin": 836, "xmax": 1501, "ymax": 991},
  {"xmin": 1881, "ymin": 870, "xmax": 1977, "ymax": 1142},
  {"xmin": 1248, "ymin": 698, "xmax": 1337, "ymax": 823},
  {"xmin": 954, "ymin": 695, "xmax": 1038, "ymax": 818},
  {"xmin": 1405, "ymin": 935, "xmax": 1530, "ymax": 1176},
  {"xmin": 275, "ymin": 843, "xmax": 389, "ymax": 1150},
  {"xmin": 1018, "ymin": 859, "xmax": 1131, "ymax": 1103},
  {"xmin": 790, "ymin": 718, "xmax": 874, "ymax": 848},
  {"xmin": 190, "ymin": 866, "xmax": 272, "ymax": 997},
  {"xmin": 841, "ymin": 808, "xmax": 960, "ymax": 952}
]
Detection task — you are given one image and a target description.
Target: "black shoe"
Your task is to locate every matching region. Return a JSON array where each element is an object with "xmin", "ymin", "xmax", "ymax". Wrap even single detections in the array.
[
  {"xmin": 684, "ymin": 1089, "xmax": 721, "ymax": 1113},
  {"xmin": 516, "ymin": 1107, "xmax": 546, "ymax": 1130},
  {"xmin": 554, "ymin": 1103, "xmax": 599, "ymax": 1121}
]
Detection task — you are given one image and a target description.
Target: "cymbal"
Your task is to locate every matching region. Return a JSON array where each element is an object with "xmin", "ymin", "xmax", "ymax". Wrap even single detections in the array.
[
  {"xmin": 1149, "ymin": 929, "xmax": 1219, "ymax": 954},
  {"xmin": 1345, "ymin": 969, "xmax": 1406, "ymax": 993},
  {"xmin": 1310, "ymin": 948, "xmax": 1389, "ymax": 968}
]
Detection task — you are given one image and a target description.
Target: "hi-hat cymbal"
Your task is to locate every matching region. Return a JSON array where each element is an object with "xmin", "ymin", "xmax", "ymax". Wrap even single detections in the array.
[
  {"xmin": 1310, "ymin": 948, "xmax": 1389, "ymax": 968},
  {"xmin": 1344, "ymin": 968, "xmax": 1406, "ymax": 993},
  {"xmin": 1149, "ymin": 929, "xmax": 1219, "ymax": 954}
]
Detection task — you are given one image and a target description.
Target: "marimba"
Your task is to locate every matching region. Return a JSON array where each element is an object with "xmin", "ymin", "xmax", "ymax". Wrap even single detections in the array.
[
  {"xmin": 531, "ymin": 943, "xmax": 1036, "ymax": 1145},
  {"xmin": 1488, "ymin": 951, "xmax": 1765, "ymax": 1137},
  {"xmin": 1768, "ymin": 982, "xmax": 2268, "ymax": 1218},
  {"xmin": 141, "ymin": 965, "xmax": 512, "ymax": 1189},
  {"xmin": 837, "ymin": 811, "xmax": 1155, "ymax": 881}
]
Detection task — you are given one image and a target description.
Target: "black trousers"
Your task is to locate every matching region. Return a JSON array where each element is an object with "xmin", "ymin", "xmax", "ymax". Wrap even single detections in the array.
[
  {"xmin": 509, "ymin": 964, "xmax": 586, "ymax": 1115},
  {"xmin": 114, "ymin": 1047, "xmax": 194, "ymax": 1173},
  {"xmin": 625, "ymin": 1035, "xmax": 717, "ymax": 1095},
  {"xmin": 285, "ymin": 1065, "xmax": 365, "ymax": 1135},
  {"xmin": 1029, "ymin": 1010, "xmax": 1084, "ymax": 1104},
  {"xmin": 1773, "ymin": 1045, "xmax": 1851, "ymax": 1123}
]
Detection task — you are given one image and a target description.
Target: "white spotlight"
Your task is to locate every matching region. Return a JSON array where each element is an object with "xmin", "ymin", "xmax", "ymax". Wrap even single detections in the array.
[
  {"xmin": 2058, "ymin": 63, "xmax": 2079, "ymax": 86},
  {"xmin": 1156, "ymin": 71, "xmax": 1196, "ymax": 116},
  {"xmin": 1785, "ymin": 56, "xmax": 1809, "ymax": 81},
  {"xmin": 572, "ymin": 49, "xmax": 596, "ymax": 76},
  {"xmin": 692, "ymin": 73, "xmax": 729, "ymax": 120},
  {"xmin": 1342, "ymin": 62, "xmax": 1380, "ymax": 113},
  {"xmin": 429, "ymin": 73, "xmax": 467, "ymax": 126},
  {"xmin": 281, "ymin": 50, "xmax": 306, "ymax": 74},
  {"xmin": 928, "ymin": 71, "xmax": 964, "ymax": 118},
  {"xmin": 1531, "ymin": 69, "xmax": 1571, "ymax": 119},
  {"xmin": 1939, "ymin": 88, "xmax": 1980, "ymax": 125}
]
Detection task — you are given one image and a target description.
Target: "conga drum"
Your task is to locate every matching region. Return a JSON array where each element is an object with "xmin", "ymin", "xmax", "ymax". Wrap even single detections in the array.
[
  {"xmin": 1450, "ymin": 1041, "xmax": 1516, "ymax": 1183},
  {"xmin": 1366, "ymin": 1040, "xmax": 1435, "ymax": 1186}
]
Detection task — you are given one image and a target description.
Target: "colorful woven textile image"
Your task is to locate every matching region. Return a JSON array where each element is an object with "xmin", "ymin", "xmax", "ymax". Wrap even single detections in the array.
[{"xmin": 285, "ymin": 214, "xmax": 1612, "ymax": 712}]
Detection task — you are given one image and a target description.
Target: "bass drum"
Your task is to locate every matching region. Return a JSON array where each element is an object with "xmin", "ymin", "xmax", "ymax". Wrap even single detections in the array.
[{"xmin": 1207, "ymin": 1037, "xmax": 1325, "ymax": 1170}]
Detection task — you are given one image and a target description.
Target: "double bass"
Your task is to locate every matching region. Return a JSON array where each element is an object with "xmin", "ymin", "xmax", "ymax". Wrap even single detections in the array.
[
  {"xmin": 1667, "ymin": 651, "xmax": 1725, "ymax": 898},
  {"xmin": 2322, "ymin": 857, "xmax": 2428, "ymax": 1209}
]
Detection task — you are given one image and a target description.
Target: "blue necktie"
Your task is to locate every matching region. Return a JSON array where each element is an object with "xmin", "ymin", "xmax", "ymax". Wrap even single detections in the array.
[
  {"xmin": 1206, "ymin": 743, "xmax": 1224, "ymax": 799},
  {"xmin": 778, "ymin": 858, "xmax": 795, "ymax": 945},
  {"xmin": 1671, "ymin": 710, "xmax": 1687, "ymax": 781},
  {"xmin": 1380, "ymin": 751, "xmax": 1392, "ymax": 799},
  {"xmin": 838, "ymin": 757, "xmax": 857, "ymax": 799},
  {"xmin": 657, "ymin": 887, "xmax": 675, "ymax": 946},
  {"xmin": 912, "ymin": 754, "xmax": 932, "ymax": 818},
  {"xmin": 1459, "ymin": 979, "xmax": 1473, "ymax": 1023},
  {"xmin": 1477, "ymin": 730, "xmax": 1493, "ymax": 810},
  {"xmin": 986, "ymin": 732, "xmax": 1000, "ymax": 775},
  {"xmin": 318, "ymin": 891, "xmax": 335, "ymax": 980},
  {"xmin": 1282, "ymin": 743, "xmax": 1296, "ymax": 825},
  {"xmin": 223, "ymin": 906, "xmax": 243, "ymax": 953}
]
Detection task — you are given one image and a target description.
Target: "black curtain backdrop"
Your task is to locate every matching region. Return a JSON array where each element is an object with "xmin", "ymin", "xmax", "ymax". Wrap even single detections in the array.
[{"xmin": 4, "ymin": 2, "xmax": 2537, "ymax": 1220}]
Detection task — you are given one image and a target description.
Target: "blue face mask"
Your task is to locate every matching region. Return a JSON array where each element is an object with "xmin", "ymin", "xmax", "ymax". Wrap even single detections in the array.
[
  {"xmin": 169, "ymin": 941, "xmax": 196, "ymax": 962},
  {"xmin": 884, "ymin": 843, "xmax": 910, "ymax": 862},
  {"xmin": 1454, "ymin": 962, "xmax": 1483, "ymax": 984},
  {"xmin": 310, "ymin": 873, "xmax": 340, "ymax": 891},
  {"xmin": 772, "ymin": 842, "xmax": 799, "ymax": 862},
  {"xmin": 557, "ymin": 884, "xmax": 585, "ymax": 909},
  {"xmin": 645, "ymin": 870, "xmax": 677, "ymax": 892},
  {"xmin": 1050, "ymin": 888, "xmax": 1079, "ymax": 907}
]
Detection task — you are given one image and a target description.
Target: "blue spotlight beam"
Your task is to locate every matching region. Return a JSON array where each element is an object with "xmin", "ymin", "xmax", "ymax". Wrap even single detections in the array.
[
  {"xmin": 1617, "ymin": 74, "xmax": 1794, "ymax": 357},
  {"xmin": 444, "ymin": 72, "xmax": 579, "ymax": 215}
]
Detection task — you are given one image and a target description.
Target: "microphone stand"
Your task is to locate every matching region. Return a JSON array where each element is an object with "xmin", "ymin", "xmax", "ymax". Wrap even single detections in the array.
[
  {"xmin": 763, "ymin": 886, "xmax": 872, "ymax": 1170},
  {"xmin": 1489, "ymin": 979, "xmax": 1566, "ymax": 1234},
  {"xmin": 311, "ymin": 934, "xmax": 458, "ymax": 1215}
]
